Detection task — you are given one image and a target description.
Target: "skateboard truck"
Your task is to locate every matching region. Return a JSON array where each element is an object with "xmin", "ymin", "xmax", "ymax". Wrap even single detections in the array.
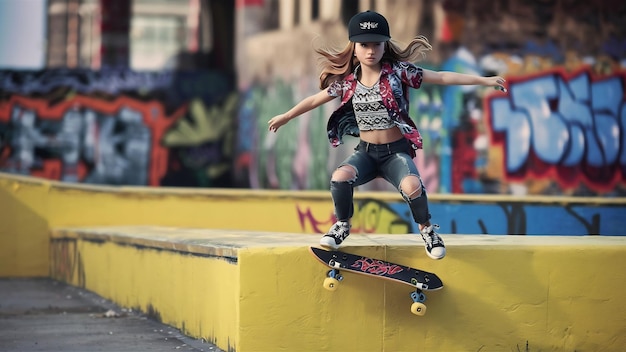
[
  {"xmin": 324, "ymin": 268, "xmax": 343, "ymax": 291},
  {"xmin": 408, "ymin": 277, "xmax": 428, "ymax": 315}
]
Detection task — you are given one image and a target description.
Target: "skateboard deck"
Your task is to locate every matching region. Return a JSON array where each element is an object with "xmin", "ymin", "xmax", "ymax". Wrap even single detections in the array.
[{"xmin": 309, "ymin": 246, "xmax": 443, "ymax": 316}]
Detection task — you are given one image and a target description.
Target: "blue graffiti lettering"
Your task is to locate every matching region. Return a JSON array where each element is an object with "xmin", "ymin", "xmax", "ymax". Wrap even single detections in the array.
[{"xmin": 489, "ymin": 70, "xmax": 625, "ymax": 189}]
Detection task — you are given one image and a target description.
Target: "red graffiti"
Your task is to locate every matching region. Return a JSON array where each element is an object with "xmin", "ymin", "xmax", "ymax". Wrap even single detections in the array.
[
  {"xmin": 0, "ymin": 94, "xmax": 183, "ymax": 185},
  {"xmin": 296, "ymin": 204, "xmax": 335, "ymax": 234},
  {"xmin": 352, "ymin": 258, "xmax": 404, "ymax": 276}
]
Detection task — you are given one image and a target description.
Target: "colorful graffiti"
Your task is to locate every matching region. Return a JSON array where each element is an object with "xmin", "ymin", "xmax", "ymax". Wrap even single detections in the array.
[
  {"xmin": 0, "ymin": 94, "xmax": 177, "ymax": 184},
  {"xmin": 237, "ymin": 79, "xmax": 330, "ymax": 190},
  {"xmin": 296, "ymin": 197, "xmax": 624, "ymax": 236},
  {"xmin": 0, "ymin": 69, "xmax": 236, "ymax": 186},
  {"xmin": 241, "ymin": 44, "xmax": 626, "ymax": 196},
  {"xmin": 488, "ymin": 68, "xmax": 626, "ymax": 194},
  {"xmin": 296, "ymin": 198, "xmax": 413, "ymax": 235},
  {"xmin": 162, "ymin": 94, "xmax": 239, "ymax": 187}
]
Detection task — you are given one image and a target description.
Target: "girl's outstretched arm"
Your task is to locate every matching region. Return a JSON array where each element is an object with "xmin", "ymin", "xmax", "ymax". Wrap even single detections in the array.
[
  {"xmin": 422, "ymin": 69, "xmax": 507, "ymax": 91},
  {"xmin": 268, "ymin": 89, "xmax": 337, "ymax": 132}
]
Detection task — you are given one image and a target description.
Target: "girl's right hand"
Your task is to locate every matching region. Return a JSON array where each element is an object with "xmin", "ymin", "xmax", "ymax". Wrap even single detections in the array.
[
  {"xmin": 267, "ymin": 89, "xmax": 336, "ymax": 132},
  {"xmin": 268, "ymin": 114, "xmax": 290, "ymax": 132}
]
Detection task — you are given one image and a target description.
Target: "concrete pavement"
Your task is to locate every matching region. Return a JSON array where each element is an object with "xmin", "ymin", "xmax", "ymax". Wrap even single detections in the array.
[{"xmin": 0, "ymin": 279, "xmax": 224, "ymax": 352}]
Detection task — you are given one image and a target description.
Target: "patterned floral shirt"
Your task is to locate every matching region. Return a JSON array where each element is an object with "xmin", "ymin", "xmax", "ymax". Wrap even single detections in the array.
[{"xmin": 326, "ymin": 60, "xmax": 424, "ymax": 157}]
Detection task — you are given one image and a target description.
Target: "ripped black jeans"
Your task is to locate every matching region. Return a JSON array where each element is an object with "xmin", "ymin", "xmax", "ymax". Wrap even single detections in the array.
[{"xmin": 330, "ymin": 138, "xmax": 431, "ymax": 225}]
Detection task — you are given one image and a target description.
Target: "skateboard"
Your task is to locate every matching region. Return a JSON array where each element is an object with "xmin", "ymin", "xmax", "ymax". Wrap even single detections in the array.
[{"xmin": 309, "ymin": 247, "xmax": 443, "ymax": 316}]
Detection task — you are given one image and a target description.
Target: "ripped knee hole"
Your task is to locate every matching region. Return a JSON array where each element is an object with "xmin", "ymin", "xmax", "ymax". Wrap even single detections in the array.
[
  {"xmin": 331, "ymin": 166, "xmax": 357, "ymax": 182},
  {"xmin": 401, "ymin": 178, "xmax": 423, "ymax": 199}
]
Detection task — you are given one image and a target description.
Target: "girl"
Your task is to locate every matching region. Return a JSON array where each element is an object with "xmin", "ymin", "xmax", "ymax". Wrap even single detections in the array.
[{"xmin": 268, "ymin": 11, "xmax": 506, "ymax": 260}]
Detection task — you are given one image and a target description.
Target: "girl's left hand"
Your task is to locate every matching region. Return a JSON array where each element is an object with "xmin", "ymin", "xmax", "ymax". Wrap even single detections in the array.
[{"xmin": 486, "ymin": 76, "xmax": 507, "ymax": 92}]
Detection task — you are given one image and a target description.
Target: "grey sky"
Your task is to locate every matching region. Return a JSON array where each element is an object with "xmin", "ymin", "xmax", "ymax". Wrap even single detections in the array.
[{"xmin": 0, "ymin": 0, "xmax": 47, "ymax": 69}]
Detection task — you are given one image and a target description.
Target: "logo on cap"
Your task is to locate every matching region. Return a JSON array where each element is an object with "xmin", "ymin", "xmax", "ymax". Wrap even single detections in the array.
[{"xmin": 360, "ymin": 21, "xmax": 379, "ymax": 30}]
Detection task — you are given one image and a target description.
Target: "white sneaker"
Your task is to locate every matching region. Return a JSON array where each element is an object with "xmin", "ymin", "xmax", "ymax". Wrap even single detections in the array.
[
  {"xmin": 420, "ymin": 224, "xmax": 446, "ymax": 260},
  {"xmin": 320, "ymin": 221, "xmax": 351, "ymax": 250}
]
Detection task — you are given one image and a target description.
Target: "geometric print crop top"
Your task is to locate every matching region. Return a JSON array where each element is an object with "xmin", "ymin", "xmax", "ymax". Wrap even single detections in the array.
[{"xmin": 352, "ymin": 80, "xmax": 396, "ymax": 131}]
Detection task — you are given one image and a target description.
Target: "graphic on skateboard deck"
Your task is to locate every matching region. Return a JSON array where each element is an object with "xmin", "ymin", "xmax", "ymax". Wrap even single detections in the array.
[{"xmin": 309, "ymin": 246, "xmax": 443, "ymax": 316}]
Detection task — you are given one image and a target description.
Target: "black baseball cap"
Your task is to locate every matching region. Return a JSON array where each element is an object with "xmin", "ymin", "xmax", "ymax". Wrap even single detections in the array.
[{"xmin": 348, "ymin": 11, "xmax": 390, "ymax": 43}]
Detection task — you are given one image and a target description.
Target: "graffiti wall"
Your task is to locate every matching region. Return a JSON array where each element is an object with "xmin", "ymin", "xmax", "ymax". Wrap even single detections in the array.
[
  {"xmin": 0, "ymin": 69, "xmax": 236, "ymax": 187},
  {"xmin": 1, "ymin": 1, "xmax": 625, "ymax": 197},
  {"xmin": 237, "ymin": 1, "xmax": 626, "ymax": 197},
  {"xmin": 240, "ymin": 62, "xmax": 626, "ymax": 196},
  {"xmin": 437, "ymin": 53, "xmax": 626, "ymax": 197},
  {"xmin": 489, "ymin": 68, "xmax": 626, "ymax": 195}
]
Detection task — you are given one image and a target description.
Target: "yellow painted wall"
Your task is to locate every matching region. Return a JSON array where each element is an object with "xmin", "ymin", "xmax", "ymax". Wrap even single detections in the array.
[
  {"xmin": 0, "ymin": 177, "xmax": 50, "ymax": 276},
  {"xmin": 379, "ymin": 242, "xmax": 626, "ymax": 351},
  {"xmin": 1, "ymin": 172, "xmax": 330, "ymax": 277},
  {"xmin": 238, "ymin": 243, "xmax": 626, "ymax": 351},
  {"xmin": 237, "ymin": 246, "xmax": 392, "ymax": 351},
  {"xmin": 3, "ymin": 172, "xmax": 626, "ymax": 350},
  {"xmin": 49, "ymin": 227, "xmax": 626, "ymax": 352},
  {"xmin": 50, "ymin": 236, "xmax": 240, "ymax": 350}
]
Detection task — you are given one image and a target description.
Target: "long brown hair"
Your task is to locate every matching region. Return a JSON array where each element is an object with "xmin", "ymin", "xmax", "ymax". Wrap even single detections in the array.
[{"xmin": 315, "ymin": 36, "xmax": 432, "ymax": 89}]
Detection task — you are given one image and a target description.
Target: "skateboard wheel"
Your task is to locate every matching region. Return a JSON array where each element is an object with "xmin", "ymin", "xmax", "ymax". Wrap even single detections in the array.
[
  {"xmin": 410, "ymin": 302, "xmax": 427, "ymax": 316},
  {"xmin": 323, "ymin": 277, "xmax": 339, "ymax": 291}
]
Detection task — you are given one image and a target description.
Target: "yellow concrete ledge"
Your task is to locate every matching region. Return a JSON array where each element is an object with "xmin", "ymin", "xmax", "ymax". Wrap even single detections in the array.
[{"xmin": 50, "ymin": 227, "xmax": 626, "ymax": 352}]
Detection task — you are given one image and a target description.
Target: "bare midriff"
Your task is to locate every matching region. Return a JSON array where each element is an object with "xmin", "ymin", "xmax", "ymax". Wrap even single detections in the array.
[{"xmin": 359, "ymin": 127, "xmax": 404, "ymax": 144}]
